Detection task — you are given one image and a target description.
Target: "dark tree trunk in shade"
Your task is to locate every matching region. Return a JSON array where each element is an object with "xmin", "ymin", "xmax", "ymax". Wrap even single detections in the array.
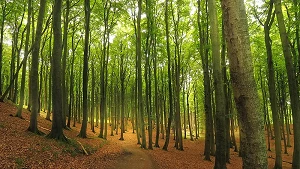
[
  {"xmin": 162, "ymin": 0, "xmax": 173, "ymax": 151},
  {"xmin": 78, "ymin": 0, "xmax": 90, "ymax": 138},
  {"xmin": 46, "ymin": 0, "xmax": 68, "ymax": 142}
]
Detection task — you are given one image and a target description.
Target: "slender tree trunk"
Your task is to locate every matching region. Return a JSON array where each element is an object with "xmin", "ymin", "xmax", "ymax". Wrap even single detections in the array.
[
  {"xmin": 46, "ymin": 34, "xmax": 52, "ymax": 121},
  {"xmin": 78, "ymin": 0, "xmax": 90, "ymax": 138},
  {"xmin": 16, "ymin": 0, "xmax": 32, "ymax": 118},
  {"xmin": 28, "ymin": 0, "xmax": 47, "ymax": 135},
  {"xmin": 154, "ymin": 36, "xmax": 160, "ymax": 148},
  {"xmin": 0, "ymin": 1, "xmax": 8, "ymax": 96},
  {"xmin": 162, "ymin": 0, "xmax": 173, "ymax": 151},
  {"xmin": 187, "ymin": 87, "xmax": 193, "ymax": 141},
  {"xmin": 208, "ymin": 0, "xmax": 226, "ymax": 167},
  {"xmin": 62, "ymin": 0, "xmax": 70, "ymax": 129},
  {"xmin": 137, "ymin": 0, "xmax": 146, "ymax": 149},
  {"xmin": 263, "ymin": 2, "xmax": 282, "ymax": 167},
  {"xmin": 183, "ymin": 82, "xmax": 187, "ymax": 139},
  {"xmin": 91, "ymin": 64, "xmax": 95, "ymax": 132},
  {"xmin": 197, "ymin": 0, "xmax": 213, "ymax": 161},
  {"xmin": 274, "ymin": 0, "xmax": 300, "ymax": 168},
  {"xmin": 120, "ymin": 50, "xmax": 125, "ymax": 141}
]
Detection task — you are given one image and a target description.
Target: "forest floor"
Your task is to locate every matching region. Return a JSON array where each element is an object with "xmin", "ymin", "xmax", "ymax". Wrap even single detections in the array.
[{"xmin": 0, "ymin": 101, "xmax": 293, "ymax": 169}]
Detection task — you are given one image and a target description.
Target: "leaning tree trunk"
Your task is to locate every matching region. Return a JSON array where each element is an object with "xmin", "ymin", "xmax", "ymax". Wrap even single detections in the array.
[{"xmin": 221, "ymin": 0, "xmax": 268, "ymax": 168}]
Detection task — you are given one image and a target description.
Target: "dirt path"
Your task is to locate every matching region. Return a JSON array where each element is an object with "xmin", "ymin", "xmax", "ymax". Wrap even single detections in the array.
[{"xmin": 109, "ymin": 134, "xmax": 158, "ymax": 169}]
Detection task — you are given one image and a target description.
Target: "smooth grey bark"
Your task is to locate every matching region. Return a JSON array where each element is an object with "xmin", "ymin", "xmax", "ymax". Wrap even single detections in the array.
[{"xmin": 221, "ymin": 0, "xmax": 268, "ymax": 168}]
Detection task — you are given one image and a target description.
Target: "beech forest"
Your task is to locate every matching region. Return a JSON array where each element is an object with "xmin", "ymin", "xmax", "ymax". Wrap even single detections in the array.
[{"xmin": 0, "ymin": 0, "xmax": 299, "ymax": 168}]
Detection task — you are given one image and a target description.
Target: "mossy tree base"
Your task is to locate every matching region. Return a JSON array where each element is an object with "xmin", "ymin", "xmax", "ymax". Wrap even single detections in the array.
[{"xmin": 46, "ymin": 131, "xmax": 69, "ymax": 143}]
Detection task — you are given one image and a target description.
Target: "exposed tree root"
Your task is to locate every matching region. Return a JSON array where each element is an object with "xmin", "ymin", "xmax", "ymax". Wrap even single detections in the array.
[
  {"xmin": 27, "ymin": 127, "xmax": 45, "ymax": 136},
  {"xmin": 76, "ymin": 140, "xmax": 89, "ymax": 155},
  {"xmin": 46, "ymin": 132, "xmax": 70, "ymax": 143}
]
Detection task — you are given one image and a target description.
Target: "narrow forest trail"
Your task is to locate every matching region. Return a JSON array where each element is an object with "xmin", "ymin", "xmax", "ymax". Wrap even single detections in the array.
[{"xmin": 109, "ymin": 133, "xmax": 158, "ymax": 169}]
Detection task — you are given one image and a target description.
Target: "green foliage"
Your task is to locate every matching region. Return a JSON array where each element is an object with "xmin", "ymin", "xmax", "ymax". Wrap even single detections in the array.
[
  {"xmin": 15, "ymin": 157, "xmax": 24, "ymax": 169},
  {"xmin": 41, "ymin": 144, "xmax": 51, "ymax": 152},
  {"xmin": 0, "ymin": 122, "xmax": 5, "ymax": 128},
  {"xmin": 59, "ymin": 139, "xmax": 81, "ymax": 156}
]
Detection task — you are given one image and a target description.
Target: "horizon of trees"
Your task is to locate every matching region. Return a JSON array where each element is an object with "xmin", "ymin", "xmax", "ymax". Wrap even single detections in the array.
[{"xmin": 0, "ymin": 0, "xmax": 299, "ymax": 168}]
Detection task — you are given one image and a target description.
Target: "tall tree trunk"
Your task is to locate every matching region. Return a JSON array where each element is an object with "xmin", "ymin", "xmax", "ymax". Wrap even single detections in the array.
[
  {"xmin": 137, "ymin": 0, "xmax": 146, "ymax": 149},
  {"xmin": 0, "ymin": 1, "xmax": 8, "ymax": 96},
  {"xmin": 274, "ymin": 0, "xmax": 300, "ymax": 168},
  {"xmin": 28, "ymin": 0, "xmax": 47, "ymax": 135},
  {"xmin": 197, "ymin": 0, "xmax": 213, "ymax": 161},
  {"xmin": 46, "ymin": 0, "xmax": 68, "ymax": 142},
  {"xmin": 162, "ymin": 0, "xmax": 173, "ymax": 151},
  {"xmin": 46, "ymin": 32, "xmax": 52, "ymax": 121},
  {"xmin": 62, "ymin": 0, "xmax": 70, "ymax": 129},
  {"xmin": 91, "ymin": 64, "xmax": 95, "ymax": 132},
  {"xmin": 16, "ymin": 0, "xmax": 32, "ymax": 118},
  {"xmin": 120, "ymin": 49, "xmax": 125, "ymax": 141},
  {"xmin": 208, "ymin": 0, "xmax": 226, "ymax": 167},
  {"xmin": 221, "ymin": 0, "xmax": 268, "ymax": 168},
  {"xmin": 154, "ymin": 36, "xmax": 160, "ymax": 147},
  {"xmin": 78, "ymin": 0, "xmax": 90, "ymax": 138},
  {"xmin": 186, "ymin": 86, "xmax": 193, "ymax": 141},
  {"xmin": 183, "ymin": 81, "xmax": 187, "ymax": 140},
  {"xmin": 263, "ymin": 2, "xmax": 282, "ymax": 168}
]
